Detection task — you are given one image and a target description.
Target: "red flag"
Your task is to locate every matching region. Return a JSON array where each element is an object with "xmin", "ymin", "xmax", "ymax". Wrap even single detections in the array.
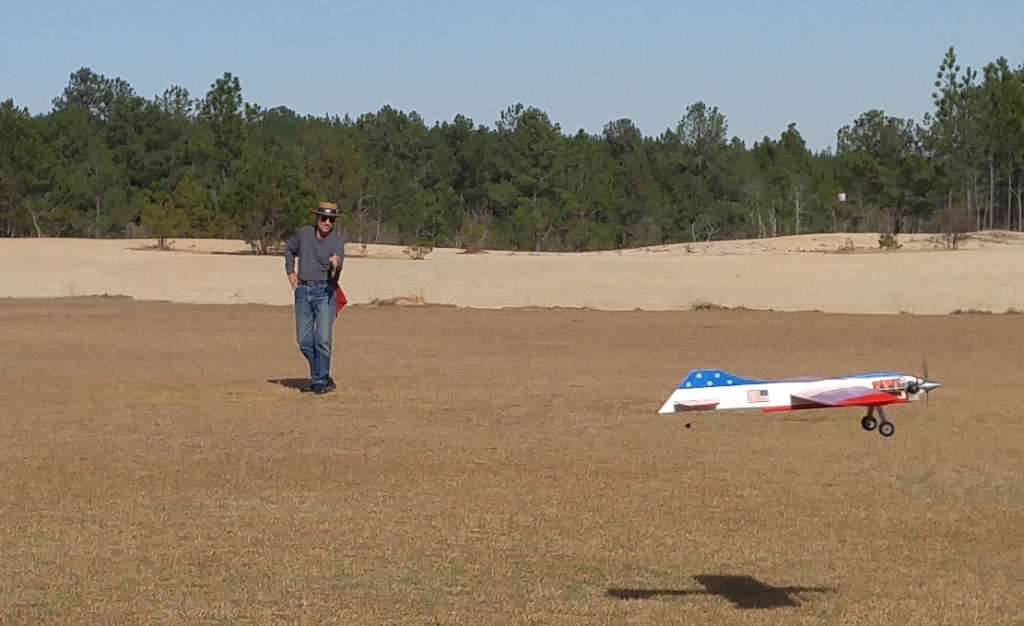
[{"xmin": 334, "ymin": 284, "xmax": 348, "ymax": 314}]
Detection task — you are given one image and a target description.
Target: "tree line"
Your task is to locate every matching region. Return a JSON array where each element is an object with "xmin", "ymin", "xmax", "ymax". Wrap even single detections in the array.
[{"xmin": 1, "ymin": 46, "xmax": 1022, "ymax": 252}]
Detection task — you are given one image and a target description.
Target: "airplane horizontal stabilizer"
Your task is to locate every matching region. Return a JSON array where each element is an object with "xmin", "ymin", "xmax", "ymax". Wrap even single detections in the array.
[{"xmin": 671, "ymin": 399, "xmax": 720, "ymax": 411}]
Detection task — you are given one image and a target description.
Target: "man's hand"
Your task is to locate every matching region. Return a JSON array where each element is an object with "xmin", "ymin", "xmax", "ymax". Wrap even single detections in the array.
[
  {"xmin": 288, "ymin": 272, "xmax": 298, "ymax": 290},
  {"xmin": 329, "ymin": 254, "xmax": 340, "ymax": 268}
]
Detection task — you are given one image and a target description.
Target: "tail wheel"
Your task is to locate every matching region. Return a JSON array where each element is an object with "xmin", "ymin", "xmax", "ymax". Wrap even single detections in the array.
[{"xmin": 878, "ymin": 421, "xmax": 895, "ymax": 437}]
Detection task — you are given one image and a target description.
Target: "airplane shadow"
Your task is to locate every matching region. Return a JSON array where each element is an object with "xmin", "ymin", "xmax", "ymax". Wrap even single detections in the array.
[
  {"xmin": 607, "ymin": 574, "xmax": 835, "ymax": 609},
  {"xmin": 267, "ymin": 377, "xmax": 309, "ymax": 391}
]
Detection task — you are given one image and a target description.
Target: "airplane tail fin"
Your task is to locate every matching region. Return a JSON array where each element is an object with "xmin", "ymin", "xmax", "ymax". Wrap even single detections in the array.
[
  {"xmin": 676, "ymin": 369, "xmax": 764, "ymax": 390},
  {"xmin": 659, "ymin": 369, "xmax": 765, "ymax": 414}
]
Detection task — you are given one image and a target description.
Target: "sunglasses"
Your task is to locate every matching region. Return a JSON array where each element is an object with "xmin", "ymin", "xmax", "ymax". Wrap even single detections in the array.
[{"xmin": 319, "ymin": 216, "xmax": 336, "ymax": 223}]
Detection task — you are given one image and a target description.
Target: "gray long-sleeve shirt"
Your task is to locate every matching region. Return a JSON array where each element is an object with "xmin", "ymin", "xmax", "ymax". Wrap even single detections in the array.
[{"xmin": 284, "ymin": 225, "xmax": 345, "ymax": 282}]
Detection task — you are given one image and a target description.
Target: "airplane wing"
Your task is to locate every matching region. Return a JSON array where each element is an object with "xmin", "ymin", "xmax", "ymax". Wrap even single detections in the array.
[{"xmin": 789, "ymin": 386, "xmax": 901, "ymax": 408}]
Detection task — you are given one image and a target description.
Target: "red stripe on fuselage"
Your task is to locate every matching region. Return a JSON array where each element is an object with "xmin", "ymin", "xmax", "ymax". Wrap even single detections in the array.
[{"xmin": 762, "ymin": 395, "xmax": 908, "ymax": 412}]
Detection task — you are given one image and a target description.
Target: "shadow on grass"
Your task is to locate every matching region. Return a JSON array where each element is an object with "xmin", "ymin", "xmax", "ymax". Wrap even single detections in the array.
[
  {"xmin": 267, "ymin": 377, "xmax": 309, "ymax": 391},
  {"xmin": 607, "ymin": 574, "xmax": 835, "ymax": 609}
]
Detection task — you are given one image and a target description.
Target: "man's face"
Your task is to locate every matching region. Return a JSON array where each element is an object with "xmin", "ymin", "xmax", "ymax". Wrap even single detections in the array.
[{"xmin": 316, "ymin": 214, "xmax": 335, "ymax": 236}]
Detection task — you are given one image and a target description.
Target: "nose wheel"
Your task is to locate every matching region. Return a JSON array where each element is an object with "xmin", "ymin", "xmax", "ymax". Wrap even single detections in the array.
[{"xmin": 862, "ymin": 407, "xmax": 894, "ymax": 437}]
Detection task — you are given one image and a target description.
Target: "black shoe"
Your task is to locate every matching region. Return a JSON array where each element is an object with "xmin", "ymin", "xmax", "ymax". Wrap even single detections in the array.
[
  {"xmin": 317, "ymin": 379, "xmax": 337, "ymax": 394},
  {"xmin": 309, "ymin": 383, "xmax": 324, "ymax": 394},
  {"xmin": 300, "ymin": 384, "xmax": 315, "ymax": 393}
]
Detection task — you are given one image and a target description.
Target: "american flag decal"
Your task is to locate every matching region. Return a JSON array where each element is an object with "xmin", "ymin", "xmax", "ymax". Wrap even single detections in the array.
[{"xmin": 747, "ymin": 389, "xmax": 770, "ymax": 403}]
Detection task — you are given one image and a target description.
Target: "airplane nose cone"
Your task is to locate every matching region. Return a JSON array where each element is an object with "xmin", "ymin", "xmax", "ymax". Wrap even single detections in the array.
[{"xmin": 921, "ymin": 381, "xmax": 940, "ymax": 392}]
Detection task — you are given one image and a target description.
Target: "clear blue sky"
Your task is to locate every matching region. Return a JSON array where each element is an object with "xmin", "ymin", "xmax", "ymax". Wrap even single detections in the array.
[{"xmin": 2, "ymin": 0, "xmax": 1022, "ymax": 152}]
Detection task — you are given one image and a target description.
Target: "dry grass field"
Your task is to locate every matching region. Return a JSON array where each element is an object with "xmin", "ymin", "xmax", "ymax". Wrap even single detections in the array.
[{"xmin": 2, "ymin": 297, "xmax": 1023, "ymax": 625}]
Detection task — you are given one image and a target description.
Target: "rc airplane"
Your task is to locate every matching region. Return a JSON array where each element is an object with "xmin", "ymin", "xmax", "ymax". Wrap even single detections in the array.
[{"xmin": 659, "ymin": 367, "xmax": 940, "ymax": 437}]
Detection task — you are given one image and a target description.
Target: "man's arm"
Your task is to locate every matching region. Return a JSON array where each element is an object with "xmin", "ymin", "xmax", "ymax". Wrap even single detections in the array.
[
  {"xmin": 285, "ymin": 230, "xmax": 302, "ymax": 289},
  {"xmin": 328, "ymin": 234, "xmax": 345, "ymax": 282},
  {"xmin": 284, "ymin": 231, "xmax": 301, "ymax": 274},
  {"xmin": 334, "ymin": 236, "xmax": 345, "ymax": 271}
]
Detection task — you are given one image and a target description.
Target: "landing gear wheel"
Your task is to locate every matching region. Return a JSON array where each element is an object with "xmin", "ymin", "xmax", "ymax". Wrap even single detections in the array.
[
  {"xmin": 878, "ymin": 421, "xmax": 895, "ymax": 437},
  {"xmin": 861, "ymin": 415, "xmax": 878, "ymax": 431}
]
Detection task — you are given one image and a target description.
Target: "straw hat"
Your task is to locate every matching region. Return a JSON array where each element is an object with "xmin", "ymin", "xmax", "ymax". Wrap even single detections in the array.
[{"xmin": 314, "ymin": 201, "xmax": 339, "ymax": 217}]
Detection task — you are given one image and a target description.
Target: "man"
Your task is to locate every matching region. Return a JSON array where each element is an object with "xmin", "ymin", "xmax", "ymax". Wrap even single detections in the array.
[{"xmin": 285, "ymin": 201, "xmax": 345, "ymax": 394}]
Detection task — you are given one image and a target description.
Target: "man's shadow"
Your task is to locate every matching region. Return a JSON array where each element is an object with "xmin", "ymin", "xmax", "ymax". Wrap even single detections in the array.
[
  {"xmin": 267, "ymin": 378, "xmax": 309, "ymax": 391},
  {"xmin": 607, "ymin": 574, "xmax": 835, "ymax": 609}
]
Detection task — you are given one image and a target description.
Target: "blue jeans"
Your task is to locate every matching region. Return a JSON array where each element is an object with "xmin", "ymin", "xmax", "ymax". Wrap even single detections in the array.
[{"xmin": 294, "ymin": 282, "xmax": 336, "ymax": 386}]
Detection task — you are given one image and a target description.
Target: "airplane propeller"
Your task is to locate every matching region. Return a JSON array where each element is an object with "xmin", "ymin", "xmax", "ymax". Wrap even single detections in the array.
[{"xmin": 905, "ymin": 357, "xmax": 938, "ymax": 403}]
